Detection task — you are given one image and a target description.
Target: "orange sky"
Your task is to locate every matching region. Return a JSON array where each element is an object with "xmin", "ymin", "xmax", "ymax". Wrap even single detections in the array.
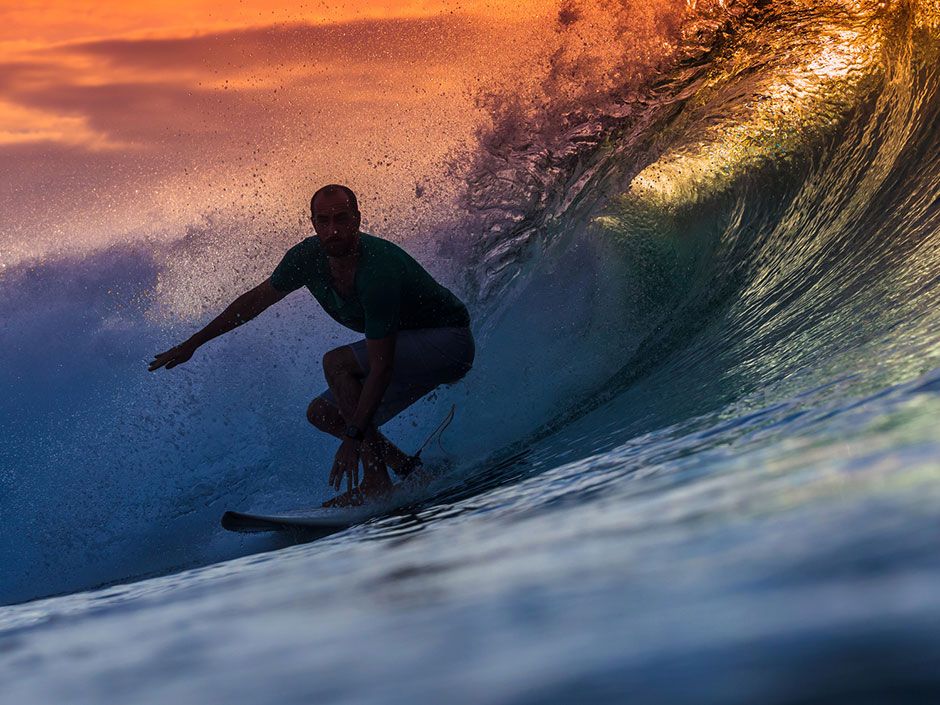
[
  {"xmin": 0, "ymin": 0, "xmax": 555, "ymax": 155},
  {"xmin": 0, "ymin": 0, "xmax": 554, "ymax": 43},
  {"xmin": 0, "ymin": 0, "xmax": 695, "ymax": 273},
  {"xmin": 0, "ymin": 0, "xmax": 560, "ymax": 266}
]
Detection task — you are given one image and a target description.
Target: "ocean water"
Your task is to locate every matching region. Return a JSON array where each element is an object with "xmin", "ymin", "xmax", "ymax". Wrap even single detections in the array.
[{"xmin": 2, "ymin": 0, "xmax": 940, "ymax": 702}]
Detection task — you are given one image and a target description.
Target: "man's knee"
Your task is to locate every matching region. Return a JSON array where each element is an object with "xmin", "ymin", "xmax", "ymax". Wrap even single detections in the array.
[
  {"xmin": 306, "ymin": 397, "xmax": 337, "ymax": 430},
  {"xmin": 322, "ymin": 346, "xmax": 361, "ymax": 381}
]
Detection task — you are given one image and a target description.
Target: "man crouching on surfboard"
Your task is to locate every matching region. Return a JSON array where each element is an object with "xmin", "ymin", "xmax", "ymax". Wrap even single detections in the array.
[{"xmin": 148, "ymin": 184, "xmax": 474, "ymax": 506}]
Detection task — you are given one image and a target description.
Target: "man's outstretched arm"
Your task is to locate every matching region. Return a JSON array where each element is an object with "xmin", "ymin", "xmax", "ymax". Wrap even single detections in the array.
[{"xmin": 148, "ymin": 278, "xmax": 289, "ymax": 371}]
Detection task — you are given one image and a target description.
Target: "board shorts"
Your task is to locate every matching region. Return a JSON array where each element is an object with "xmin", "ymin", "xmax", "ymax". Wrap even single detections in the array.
[{"xmin": 318, "ymin": 326, "xmax": 475, "ymax": 427}]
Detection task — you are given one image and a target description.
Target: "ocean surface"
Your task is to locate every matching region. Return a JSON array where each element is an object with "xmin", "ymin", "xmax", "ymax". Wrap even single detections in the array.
[{"xmin": 2, "ymin": 0, "xmax": 940, "ymax": 702}]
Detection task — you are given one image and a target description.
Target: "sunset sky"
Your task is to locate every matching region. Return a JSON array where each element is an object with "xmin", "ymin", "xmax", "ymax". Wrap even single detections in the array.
[
  {"xmin": 1, "ymin": 0, "xmax": 552, "ymax": 43},
  {"xmin": 0, "ymin": 0, "xmax": 558, "ymax": 266}
]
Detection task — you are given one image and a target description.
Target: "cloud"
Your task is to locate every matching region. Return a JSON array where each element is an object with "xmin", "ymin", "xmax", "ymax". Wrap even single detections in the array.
[
  {"xmin": 0, "ymin": 99, "xmax": 120, "ymax": 148},
  {"xmin": 72, "ymin": 16, "xmax": 479, "ymax": 71},
  {"xmin": 0, "ymin": 13, "xmax": 518, "ymax": 263},
  {"xmin": 0, "ymin": 15, "xmax": 485, "ymax": 151}
]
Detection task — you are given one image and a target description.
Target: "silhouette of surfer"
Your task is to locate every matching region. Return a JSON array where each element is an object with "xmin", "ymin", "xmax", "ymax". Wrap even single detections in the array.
[{"xmin": 149, "ymin": 184, "xmax": 474, "ymax": 506}]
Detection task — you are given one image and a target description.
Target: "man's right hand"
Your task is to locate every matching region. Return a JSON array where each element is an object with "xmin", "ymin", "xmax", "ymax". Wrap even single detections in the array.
[
  {"xmin": 148, "ymin": 341, "xmax": 197, "ymax": 371},
  {"xmin": 147, "ymin": 279, "xmax": 287, "ymax": 374}
]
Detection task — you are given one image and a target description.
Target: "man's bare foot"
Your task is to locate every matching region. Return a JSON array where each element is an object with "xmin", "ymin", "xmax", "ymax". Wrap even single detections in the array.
[
  {"xmin": 322, "ymin": 487, "xmax": 364, "ymax": 508},
  {"xmin": 321, "ymin": 476, "xmax": 395, "ymax": 508},
  {"xmin": 394, "ymin": 454, "xmax": 423, "ymax": 479},
  {"xmin": 358, "ymin": 475, "xmax": 394, "ymax": 500}
]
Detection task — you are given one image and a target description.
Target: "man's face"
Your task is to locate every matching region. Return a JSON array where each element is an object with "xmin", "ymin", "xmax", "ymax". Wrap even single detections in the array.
[{"xmin": 312, "ymin": 190, "xmax": 361, "ymax": 257}]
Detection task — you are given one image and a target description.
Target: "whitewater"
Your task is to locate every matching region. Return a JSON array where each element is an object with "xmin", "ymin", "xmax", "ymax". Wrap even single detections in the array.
[{"xmin": 2, "ymin": 0, "xmax": 940, "ymax": 701}]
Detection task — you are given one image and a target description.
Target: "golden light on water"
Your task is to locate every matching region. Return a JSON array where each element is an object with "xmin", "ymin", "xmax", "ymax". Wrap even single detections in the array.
[
  {"xmin": 646, "ymin": 0, "xmax": 940, "ymax": 213},
  {"xmin": 620, "ymin": 9, "xmax": 879, "ymax": 211}
]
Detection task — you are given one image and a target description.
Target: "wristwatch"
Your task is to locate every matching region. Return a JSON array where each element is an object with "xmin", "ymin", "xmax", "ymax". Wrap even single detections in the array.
[{"xmin": 344, "ymin": 425, "xmax": 364, "ymax": 441}]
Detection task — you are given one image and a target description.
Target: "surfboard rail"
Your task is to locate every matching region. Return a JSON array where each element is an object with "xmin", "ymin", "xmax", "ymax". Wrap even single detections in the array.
[{"xmin": 221, "ymin": 506, "xmax": 373, "ymax": 533}]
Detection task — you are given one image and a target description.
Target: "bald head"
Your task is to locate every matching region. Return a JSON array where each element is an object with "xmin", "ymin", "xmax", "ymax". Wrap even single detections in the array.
[{"xmin": 311, "ymin": 184, "xmax": 358, "ymax": 216}]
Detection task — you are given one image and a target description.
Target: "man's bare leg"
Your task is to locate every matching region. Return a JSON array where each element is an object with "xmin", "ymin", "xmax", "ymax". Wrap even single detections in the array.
[
  {"xmin": 307, "ymin": 398, "xmax": 410, "ymax": 473},
  {"xmin": 317, "ymin": 346, "xmax": 403, "ymax": 498}
]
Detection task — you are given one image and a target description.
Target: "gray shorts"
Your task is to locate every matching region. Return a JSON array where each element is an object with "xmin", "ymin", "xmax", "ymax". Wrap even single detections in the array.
[{"xmin": 319, "ymin": 326, "xmax": 475, "ymax": 427}]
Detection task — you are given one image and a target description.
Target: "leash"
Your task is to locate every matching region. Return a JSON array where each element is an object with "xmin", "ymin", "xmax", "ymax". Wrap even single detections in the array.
[{"xmin": 414, "ymin": 404, "xmax": 456, "ymax": 458}]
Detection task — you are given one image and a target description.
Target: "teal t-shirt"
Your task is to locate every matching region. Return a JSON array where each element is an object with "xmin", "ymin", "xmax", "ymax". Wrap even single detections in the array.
[{"xmin": 270, "ymin": 233, "xmax": 470, "ymax": 339}]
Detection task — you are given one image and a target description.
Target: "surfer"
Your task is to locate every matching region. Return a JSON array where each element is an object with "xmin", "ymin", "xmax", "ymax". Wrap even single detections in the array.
[{"xmin": 149, "ymin": 184, "xmax": 474, "ymax": 506}]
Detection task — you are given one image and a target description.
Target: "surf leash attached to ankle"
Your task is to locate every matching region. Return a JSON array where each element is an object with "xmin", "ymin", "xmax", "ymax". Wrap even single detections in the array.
[{"xmin": 397, "ymin": 404, "xmax": 456, "ymax": 478}]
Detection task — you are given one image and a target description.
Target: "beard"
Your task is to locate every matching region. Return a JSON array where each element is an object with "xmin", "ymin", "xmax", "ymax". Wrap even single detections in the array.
[{"xmin": 320, "ymin": 233, "xmax": 358, "ymax": 258}]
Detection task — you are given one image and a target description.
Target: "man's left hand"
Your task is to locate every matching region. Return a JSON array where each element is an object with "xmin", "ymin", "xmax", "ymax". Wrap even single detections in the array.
[{"xmin": 329, "ymin": 438, "xmax": 361, "ymax": 494}]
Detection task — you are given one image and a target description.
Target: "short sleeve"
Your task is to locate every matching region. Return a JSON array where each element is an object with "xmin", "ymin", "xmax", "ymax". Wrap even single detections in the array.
[
  {"xmin": 361, "ymin": 273, "xmax": 401, "ymax": 339},
  {"xmin": 270, "ymin": 240, "xmax": 310, "ymax": 293}
]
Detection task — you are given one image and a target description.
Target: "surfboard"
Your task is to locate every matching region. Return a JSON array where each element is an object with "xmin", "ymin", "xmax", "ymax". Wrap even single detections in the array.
[
  {"xmin": 221, "ymin": 405, "xmax": 456, "ymax": 535},
  {"xmin": 221, "ymin": 505, "xmax": 379, "ymax": 535}
]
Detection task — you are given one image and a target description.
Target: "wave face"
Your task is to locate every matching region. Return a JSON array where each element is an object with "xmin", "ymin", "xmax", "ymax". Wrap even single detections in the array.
[
  {"xmin": 2, "ymin": 0, "xmax": 940, "ymax": 626},
  {"xmin": 445, "ymin": 0, "xmax": 940, "ymax": 466}
]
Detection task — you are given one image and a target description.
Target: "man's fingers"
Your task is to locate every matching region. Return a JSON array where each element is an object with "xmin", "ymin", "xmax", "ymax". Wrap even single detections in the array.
[
  {"xmin": 329, "ymin": 447, "xmax": 360, "ymax": 496},
  {"xmin": 148, "ymin": 356, "xmax": 169, "ymax": 371},
  {"xmin": 148, "ymin": 344, "xmax": 194, "ymax": 371},
  {"xmin": 148, "ymin": 349, "xmax": 178, "ymax": 371},
  {"xmin": 332, "ymin": 463, "xmax": 343, "ymax": 491}
]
